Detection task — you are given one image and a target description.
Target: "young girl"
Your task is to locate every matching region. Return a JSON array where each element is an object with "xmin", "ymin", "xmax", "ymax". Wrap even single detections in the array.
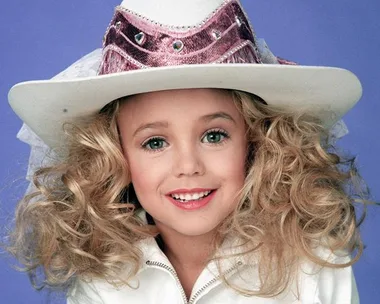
[{"xmin": 7, "ymin": 0, "xmax": 372, "ymax": 303}]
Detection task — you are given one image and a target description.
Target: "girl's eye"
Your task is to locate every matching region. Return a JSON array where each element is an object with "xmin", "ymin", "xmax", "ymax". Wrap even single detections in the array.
[
  {"xmin": 202, "ymin": 129, "xmax": 229, "ymax": 144},
  {"xmin": 141, "ymin": 137, "xmax": 167, "ymax": 151}
]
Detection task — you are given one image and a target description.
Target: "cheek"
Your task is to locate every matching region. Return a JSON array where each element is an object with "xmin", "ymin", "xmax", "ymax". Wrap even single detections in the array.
[
  {"xmin": 204, "ymin": 140, "xmax": 247, "ymax": 195},
  {"xmin": 222, "ymin": 147, "xmax": 247, "ymax": 186},
  {"xmin": 222, "ymin": 133, "xmax": 247, "ymax": 171},
  {"xmin": 125, "ymin": 149, "xmax": 170, "ymax": 200},
  {"xmin": 224, "ymin": 139, "xmax": 248, "ymax": 202}
]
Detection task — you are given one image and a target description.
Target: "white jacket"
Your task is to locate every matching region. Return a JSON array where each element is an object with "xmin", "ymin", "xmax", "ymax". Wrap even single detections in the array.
[{"xmin": 67, "ymin": 236, "xmax": 359, "ymax": 304}]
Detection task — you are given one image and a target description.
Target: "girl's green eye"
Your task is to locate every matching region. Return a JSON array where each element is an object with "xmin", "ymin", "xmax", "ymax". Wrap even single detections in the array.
[
  {"xmin": 143, "ymin": 137, "xmax": 166, "ymax": 150},
  {"xmin": 202, "ymin": 130, "xmax": 229, "ymax": 144},
  {"xmin": 206, "ymin": 132, "xmax": 222, "ymax": 143}
]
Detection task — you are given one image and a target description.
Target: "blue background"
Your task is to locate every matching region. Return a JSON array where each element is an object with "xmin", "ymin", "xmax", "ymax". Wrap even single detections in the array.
[{"xmin": 0, "ymin": 0, "xmax": 379, "ymax": 303}]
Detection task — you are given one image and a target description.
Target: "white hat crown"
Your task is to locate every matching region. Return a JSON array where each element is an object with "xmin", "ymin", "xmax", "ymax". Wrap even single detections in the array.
[
  {"xmin": 99, "ymin": 0, "xmax": 262, "ymax": 75},
  {"xmin": 120, "ymin": 0, "xmax": 231, "ymax": 26}
]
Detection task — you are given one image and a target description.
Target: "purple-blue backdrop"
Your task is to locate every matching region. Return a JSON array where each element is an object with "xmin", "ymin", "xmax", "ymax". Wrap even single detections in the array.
[{"xmin": 1, "ymin": 0, "xmax": 379, "ymax": 303}]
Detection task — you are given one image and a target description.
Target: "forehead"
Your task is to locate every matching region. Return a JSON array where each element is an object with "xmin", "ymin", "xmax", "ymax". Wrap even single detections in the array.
[{"xmin": 118, "ymin": 88, "xmax": 239, "ymax": 119}]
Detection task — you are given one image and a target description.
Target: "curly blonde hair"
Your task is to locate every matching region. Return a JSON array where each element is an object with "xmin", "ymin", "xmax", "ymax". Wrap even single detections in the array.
[{"xmin": 6, "ymin": 89, "xmax": 371, "ymax": 297}]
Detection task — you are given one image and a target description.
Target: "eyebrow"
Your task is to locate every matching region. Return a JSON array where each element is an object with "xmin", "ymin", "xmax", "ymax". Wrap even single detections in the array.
[
  {"xmin": 133, "ymin": 121, "xmax": 169, "ymax": 137},
  {"xmin": 199, "ymin": 111, "xmax": 236, "ymax": 124},
  {"xmin": 133, "ymin": 111, "xmax": 236, "ymax": 137}
]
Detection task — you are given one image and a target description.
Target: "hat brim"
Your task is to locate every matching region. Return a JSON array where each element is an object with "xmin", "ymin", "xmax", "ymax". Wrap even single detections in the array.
[{"xmin": 8, "ymin": 63, "xmax": 362, "ymax": 148}]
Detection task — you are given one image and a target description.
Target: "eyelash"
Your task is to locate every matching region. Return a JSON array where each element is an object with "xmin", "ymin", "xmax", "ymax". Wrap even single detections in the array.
[{"xmin": 141, "ymin": 129, "xmax": 230, "ymax": 152}]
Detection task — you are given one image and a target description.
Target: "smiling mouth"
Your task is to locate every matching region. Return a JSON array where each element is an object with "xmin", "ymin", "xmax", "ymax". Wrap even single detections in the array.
[{"xmin": 169, "ymin": 190, "xmax": 215, "ymax": 203}]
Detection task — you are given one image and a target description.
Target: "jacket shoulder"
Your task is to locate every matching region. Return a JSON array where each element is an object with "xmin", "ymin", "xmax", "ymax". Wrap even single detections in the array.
[
  {"xmin": 298, "ymin": 247, "xmax": 359, "ymax": 304},
  {"xmin": 66, "ymin": 278, "xmax": 105, "ymax": 304}
]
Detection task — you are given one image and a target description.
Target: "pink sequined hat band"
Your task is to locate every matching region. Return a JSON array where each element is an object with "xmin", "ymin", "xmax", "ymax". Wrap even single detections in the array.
[{"xmin": 99, "ymin": 1, "xmax": 262, "ymax": 75}]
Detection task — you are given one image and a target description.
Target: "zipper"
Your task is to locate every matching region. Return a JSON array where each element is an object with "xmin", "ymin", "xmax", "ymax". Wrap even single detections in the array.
[
  {"xmin": 188, "ymin": 260, "xmax": 242, "ymax": 304},
  {"xmin": 146, "ymin": 260, "xmax": 243, "ymax": 304},
  {"xmin": 146, "ymin": 260, "xmax": 188, "ymax": 304}
]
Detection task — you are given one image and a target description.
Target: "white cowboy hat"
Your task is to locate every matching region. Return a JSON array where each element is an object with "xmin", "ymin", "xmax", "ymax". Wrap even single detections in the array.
[{"xmin": 8, "ymin": 0, "xmax": 362, "ymax": 148}]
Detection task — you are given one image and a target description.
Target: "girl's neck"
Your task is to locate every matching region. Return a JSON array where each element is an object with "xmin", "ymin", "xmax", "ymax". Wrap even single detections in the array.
[
  {"xmin": 157, "ymin": 225, "xmax": 217, "ymax": 269},
  {"xmin": 156, "ymin": 226, "xmax": 218, "ymax": 300}
]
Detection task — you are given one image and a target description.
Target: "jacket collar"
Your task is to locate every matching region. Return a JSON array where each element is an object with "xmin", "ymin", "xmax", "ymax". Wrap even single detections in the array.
[
  {"xmin": 134, "ymin": 208, "xmax": 258, "ymax": 264},
  {"xmin": 134, "ymin": 209, "xmax": 260, "ymax": 290}
]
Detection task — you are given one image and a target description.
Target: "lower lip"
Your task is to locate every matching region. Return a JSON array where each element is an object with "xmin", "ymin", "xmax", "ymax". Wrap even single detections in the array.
[{"xmin": 167, "ymin": 190, "xmax": 217, "ymax": 211}]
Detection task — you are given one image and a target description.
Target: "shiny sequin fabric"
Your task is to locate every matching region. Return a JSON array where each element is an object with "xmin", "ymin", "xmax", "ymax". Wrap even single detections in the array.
[{"xmin": 98, "ymin": 0, "xmax": 261, "ymax": 75}]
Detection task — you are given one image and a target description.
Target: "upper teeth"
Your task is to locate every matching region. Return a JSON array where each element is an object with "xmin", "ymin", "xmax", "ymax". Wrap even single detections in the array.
[{"xmin": 171, "ymin": 191, "xmax": 211, "ymax": 201}]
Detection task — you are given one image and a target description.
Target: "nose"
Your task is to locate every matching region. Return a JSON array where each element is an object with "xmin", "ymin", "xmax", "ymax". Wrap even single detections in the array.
[{"xmin": 172, "ymin": 143, "xmax": 206, "ymax": 177}]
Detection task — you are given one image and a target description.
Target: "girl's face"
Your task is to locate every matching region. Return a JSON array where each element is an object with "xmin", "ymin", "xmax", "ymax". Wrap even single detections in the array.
[{"xmin": 118, "ymin": 89, "xmax": 247, "ymax": 237}]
